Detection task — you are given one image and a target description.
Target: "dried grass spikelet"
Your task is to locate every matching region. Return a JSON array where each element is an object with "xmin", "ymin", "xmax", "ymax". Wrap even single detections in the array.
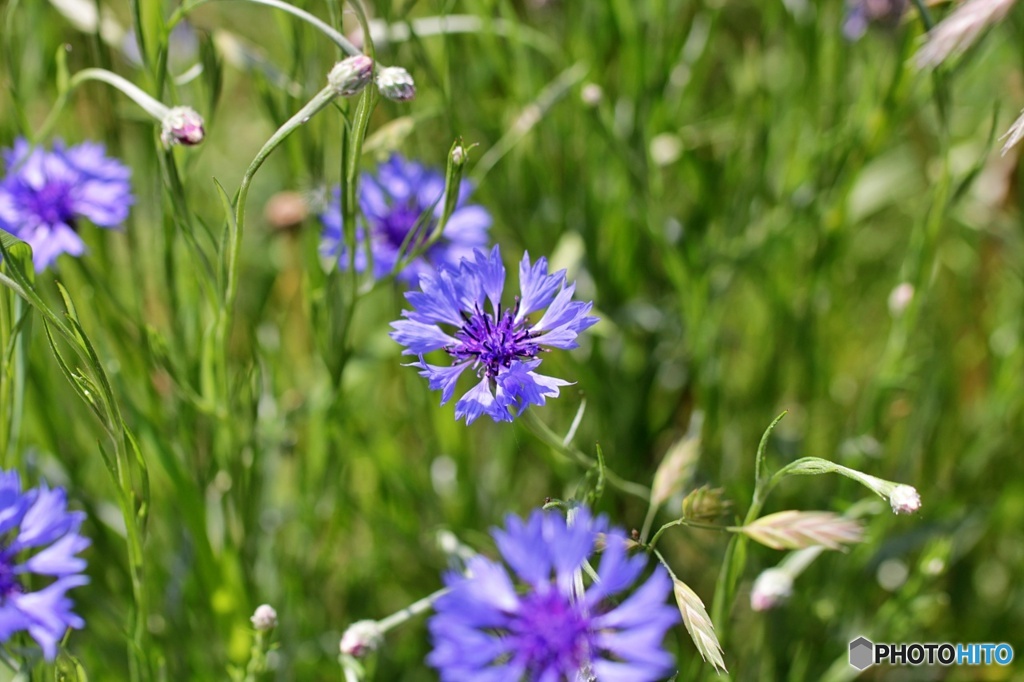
[
  {"xmin": 739, "ymin": 511, "xmax": 865, "ymax": 551},
  {"xmin": 1000, "ymin": 107, "xmax": 1024, "ymax": 155},
  {"xmin": 914, "ymin": 0, "xmax": 1018, "ymax": 70},
  {"xmin": 672, "ymin": 578, "xmax": 727, "ymax": 673}
]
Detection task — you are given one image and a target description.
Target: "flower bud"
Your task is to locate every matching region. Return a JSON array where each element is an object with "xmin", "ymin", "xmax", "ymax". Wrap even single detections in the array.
[
  {"xmin": 888, "ymin": 484, "xmax": 921, "ymax": 515},
  {"xmin": 328, "ymin": 55, "xmax": 374, "ymax": 97},
  {"xmin": 376, "ymin": 66, "xmax": 416, "ymax": 102},
  {"xmin": 161, "ymin": 106, "xmax": 205, "ymax": 147},
  {"xmin": 750, "ymin": 568, "xmax": 793, "ymax": 611},
  {"xmin": 250, "ymin": 604, "xmax": 278, "ymax": 631},
  {"xmin": 339, "ymin": 620, "xmax": 382, "ymax": 658},
  {"xmin": 451, "ymin": 145, "xmax": 466, "ymax": 167}
]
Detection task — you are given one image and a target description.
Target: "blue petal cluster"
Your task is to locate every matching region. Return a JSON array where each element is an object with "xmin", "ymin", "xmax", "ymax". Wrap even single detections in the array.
[
  {"xmin": 0, "ymin": 470, "xmax": 90, "ymax": 660},
  {"xmin": 390, "ymin": 245, "xmax": 598, "ymax": 424},
  {"xmin": 0, "ymin": 138, "xmax": 133, "ymax": 272},
  {"xmin": 320, "ymin": 153, "xmax": 491, "ymax": 282},
  {"xmin": 428, "ymin": 508, "xmax": 679, "ymax": 682}
]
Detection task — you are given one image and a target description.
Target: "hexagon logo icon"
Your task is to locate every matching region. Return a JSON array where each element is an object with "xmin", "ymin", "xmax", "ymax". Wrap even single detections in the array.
[{"xmin": 849, "ymin": 636, "xmax": 874, "ymax": 670}]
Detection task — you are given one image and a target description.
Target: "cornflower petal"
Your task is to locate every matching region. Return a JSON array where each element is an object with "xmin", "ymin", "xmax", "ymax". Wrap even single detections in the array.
[
  {"xmin": 516, "ymin": 252, "xmax": 565, "ymax": 323},
  {"xmin": 389, "ymin": 320, "xmax": 458, "ymax": 355},
  {"xmin": 473, "ymin": 246, "xmax": 506, "ymax": 314},
  {"xmin": 454, "ymin": 378, "xmax": 506, "ymax": 424},
  {"xmin": 414, "ymin": 360, "xmax": 471, "ymax": 405}
]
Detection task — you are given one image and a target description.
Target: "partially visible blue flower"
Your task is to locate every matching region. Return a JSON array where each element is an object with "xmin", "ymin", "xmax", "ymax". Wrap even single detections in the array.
[
  {"xmin": 843, "ymin": 0, "xmax": 907, "ymax": 40},
  {"xmin": 0, "ymin": 138, "xmax": 133, "ymax": 271},
  {"xmin": 0, "ymin": 470, "xmax": 90, "ymax": 661},
  {"xmin": 390, "ymin": 245, "xmax": 598, "ymax": 424},
  {"xmin": 428, "ymin": 507, "xmax": 679, "ymax": 682},
  {"xmin": 320, "ymin": 153, "xmax": 491, "ymax": 283}
]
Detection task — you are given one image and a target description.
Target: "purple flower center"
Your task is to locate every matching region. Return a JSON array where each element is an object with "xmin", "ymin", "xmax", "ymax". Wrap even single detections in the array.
[
  {"xmin": 376, "ymin": 204, "xmax": 433, "ymax": 252},
  {"xmin": 25, "ymin": 180, "xmax": 76, "ymax": 229},
  {"xmin": 448, "ymin": 304, "xmax": 541, "ymax": 377},
  {"xmin": 509, "ymin": 588, "xmax": 592, "ymax": 674},
  {"xmin": 0, "ymin": 551, "xmax": 22, "ymax": 598}
]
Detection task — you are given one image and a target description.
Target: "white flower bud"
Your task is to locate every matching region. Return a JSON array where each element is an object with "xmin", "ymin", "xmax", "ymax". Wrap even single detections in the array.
[
  {"xmin": 376, "ymin": 66, "xmax": 416, "ymax": 102},
  {"xmin": 889, "ymin": 484, "xmax": 921, "ymax": 515},
  {"xmin": 250, "ymin": 604, "xmax": 278, "ymax": 631},
  {"xmin": 160, "ymin": 106, "xmax": 205, "ymax": 147},
  {"xmin": 750, "ymin": 568, "xmax": 793, "ymax": 611},
  {"xmin": 328, "ymin": 55, "xmax": 374, "ymax": 97},
  {"xmin": 451, "ymin": 145, "xmax": 466, "ymax": 166},
  {"xmin": 340, "ymin": 620, "xmax": 382, "ymax": 658}
]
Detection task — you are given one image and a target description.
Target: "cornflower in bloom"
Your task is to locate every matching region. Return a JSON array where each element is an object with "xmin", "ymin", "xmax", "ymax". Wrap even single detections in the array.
[
  {"xmin": 0, "ymin": 138, "xmax": 133, "ymax": 271},
  {"xmin": 390, "ymin": 245, "xmax": 598, "ymax": 424},
  {"xmin": 320, "ymin": 153, "xmax": 491, "ymax": 283},
  {"xmin": 428, "ymin": 508, "xmax": 679, "ymax": 682},
  {"xmin": 0, "ymin": 470, "xmax": 90, "ymax": 660}
]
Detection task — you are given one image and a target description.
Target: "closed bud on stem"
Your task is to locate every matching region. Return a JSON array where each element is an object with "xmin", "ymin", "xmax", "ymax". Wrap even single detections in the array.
[
  {"xmin": 161, "ymin": 106, "xmax": 205, "ymax": 147},
  {"xmin": 888, "ymin": 484, "xmax": 921, "ymax": 515},
  {"xmin": 340, "ymin": 620, "xmax": 382, "ymax": 658},
  {"xmin": 328, "ymin": 55, "xmax": 374, "ymax": 97},
  {"xmin": 451, "ymin": 145, "xmax": 466, "ymax": 166},
  {"xmin": 376, "ymin": 66, "xmax": 416, "ymax": 101},
  {"xmin": 250, "ymin": 604, "xmax": 278, "ymax": 631},
  {"xmin": 750, "ymin": 568, "xmax": 793, "ymax": 611}
]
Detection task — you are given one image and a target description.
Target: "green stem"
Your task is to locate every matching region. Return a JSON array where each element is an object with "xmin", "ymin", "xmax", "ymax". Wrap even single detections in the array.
[
  {"xmin": 522, "ymin": 410, "xmax": 650, "ymax": 501},
  {"xmin": 36, "ymin": 68, "xmax": 170, "ymax": 142},
  {"xmin": 170, "ymin": 0, "xmax": 363, "ymax": 56}
]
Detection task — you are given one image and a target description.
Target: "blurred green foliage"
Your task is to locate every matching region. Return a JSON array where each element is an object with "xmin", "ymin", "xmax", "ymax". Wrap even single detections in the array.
[{"xmin": 1, "ymin": 0, "xmax": 1024, "ymax": 680}]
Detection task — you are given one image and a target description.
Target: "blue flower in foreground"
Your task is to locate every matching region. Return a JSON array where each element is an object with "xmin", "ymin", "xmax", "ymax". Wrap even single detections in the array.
[
  {"xmin": 0, "ymin": 470, "xmax": 90, "ymax": 660},
  {"xmin": 320, "ymin": 153, "xmax": 491, "ymax": 282},
  {"xmin": 0, "ymin": 138, "xmax": 133, "ymax": 271},
  {"xmin": 390, "ymin": 245, "xmax": 598, "ymax": 424},
  {"xmin": 428, "ymin": 508, "xmax": 679, "ymax": 682}
]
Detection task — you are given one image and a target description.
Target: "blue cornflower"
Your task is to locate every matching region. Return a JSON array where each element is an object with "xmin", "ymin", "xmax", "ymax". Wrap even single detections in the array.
[
  {"xmin": 390, "ymin": 245, "xmax": 598, "ymax": 424},
  {"xmin": 320, "ymin": 153, "xmax": 491, "ymax": 282},
  {"xmin": 0, "ymin": 470, "xmax": 90, "ymax": 661},
  {"xmin": 0, "ymin": 138, "xmax": 133, "ymax": 272},
  {"xmin": 428, "ymin": 507, "xmax": 679, "ymax": 682}
]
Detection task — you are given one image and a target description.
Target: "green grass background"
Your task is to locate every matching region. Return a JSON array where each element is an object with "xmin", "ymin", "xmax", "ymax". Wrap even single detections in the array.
[{"xmin": 1, "ymin": 0, "xmax": 1024, "ymax": 679}]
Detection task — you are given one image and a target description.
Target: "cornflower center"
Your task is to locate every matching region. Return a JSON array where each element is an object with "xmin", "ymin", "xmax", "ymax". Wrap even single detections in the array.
[
  {"xmin": 26, "ymin": 179, "xmax": 76, "ymax": 228},
  {"xmin": 0, "ymin": 549, "xmax": 22, "ymax": 599},
  {"xmin": 377, "ymin": 203, "xmax": 434, "ymax": 252},
  {"xmin": 448, "ymin": 303, "xmax": 541, "ymax": 378},
  {"xmin": 508, "ymin": 587, "xmax": 592, "ymax": 674}
]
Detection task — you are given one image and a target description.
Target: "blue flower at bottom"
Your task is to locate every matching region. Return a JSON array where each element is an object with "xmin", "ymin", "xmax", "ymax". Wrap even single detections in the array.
[
  {"xmin": 0, "ymin": 138, "xmax": 133, "ymax": 272},
  {"xmin": 0, "ymin": 470, "xmax": 90, "ymax": 660},
  {"xmin": 428, "ymin": 508, "xmax": 679, "ymax": 682},
  {"xmin": 389, "ymin": 245, "xmax": 598, "ymax": 424},
  {"xmin": 320, "ymin": 153, "xmax": 491, "ymax": 283}
]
